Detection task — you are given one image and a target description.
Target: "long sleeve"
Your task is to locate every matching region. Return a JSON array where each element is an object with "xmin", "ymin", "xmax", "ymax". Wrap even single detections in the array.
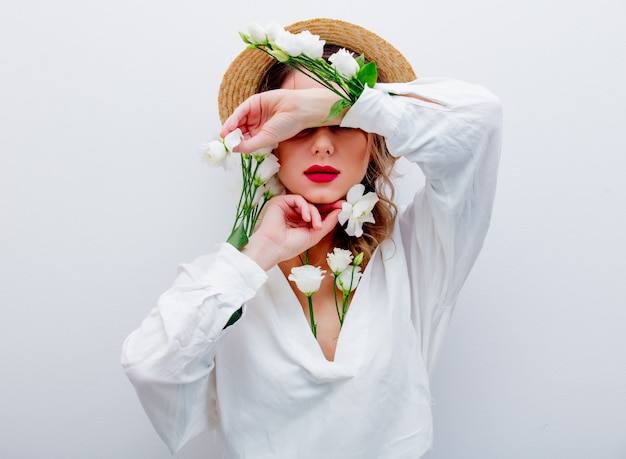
[
  {"xmin": 122, "ymin": 77, "xmax": 502, "ymax": 458},
  {"xmin": 342, "ymin": 77, "xmax": 502, "ymax": 370},
  {"xmin": 121, "ymin": 242, "xmax": 268, "ymax": 452}
]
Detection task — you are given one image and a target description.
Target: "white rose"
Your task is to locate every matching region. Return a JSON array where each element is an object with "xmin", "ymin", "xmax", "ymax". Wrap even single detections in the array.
[
  {"xmin": 288, "ymin": 265, "xmax": 326, "ymax": 296},
  {"xmin": 252, "ymin": 144, "xmax": 277, "ymax": 162},
  {"xmin": 201, "ymin": 140, "xmax": 228, "ymax": 167},
  {"xmin": 254, "ymin": 153, "xmax": 280, "ymax": 184},
  {"xmin": 275, "ymin": 30, "xmax": 325, "ymax": 58},
  {"xmin": 223, "ymin": 128, "xmax": 243, "ymax": 152},
  {"xmin": 245, "ymin": 23, "xmax": 268, "ymax": 44},
  {"xmin": 326, "ymin": 248, "xmax": 353, "ymax": 275},
  {"xmin": 297, "ymin": 30, "xmax": 325, "ymax": 59},
  {"xmin": 254, "ymin": 176, "xmax": 285, "ymax": 205},
  {"xmin": 335, "ymin": 265, "xmax": 363, "ymax": 293},
  {"xmin": 274, "ymin": 30, "xmax": 303, "ymax": 56},
  {"xmin": 265, "ymin": 22, "xmax": 285, "ymax": 44},
  {"xmin": 262, "ymin": 175, "xmax": 285, "ymax": 199},
  {"xmin": 244, "ymin": 22, "xmax": 285, "ymax": 45},
  {"xmin": 329, "ymin": 48, "xmax": 360, "ymax": 78}
]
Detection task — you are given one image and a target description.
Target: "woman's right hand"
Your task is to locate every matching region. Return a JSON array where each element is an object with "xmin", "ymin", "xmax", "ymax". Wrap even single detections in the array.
[
  {"xmin": 241, "ymin": 194, "xmax": 343, "ymax": 270},
  {"xmin": 220, "ymin": 88, "xmax": 344, "ymax": 154}
]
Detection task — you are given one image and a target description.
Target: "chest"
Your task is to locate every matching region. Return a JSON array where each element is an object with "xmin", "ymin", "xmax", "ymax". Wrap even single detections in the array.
[{"xmin": 291, "ymin": 277, "xmax": 348, "ymax": 361}]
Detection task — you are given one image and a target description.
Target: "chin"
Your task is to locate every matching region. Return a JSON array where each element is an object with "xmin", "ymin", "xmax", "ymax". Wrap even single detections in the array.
[{"xmin": 291, "ymin": 189, "xmax": 344, "ymax": 205}]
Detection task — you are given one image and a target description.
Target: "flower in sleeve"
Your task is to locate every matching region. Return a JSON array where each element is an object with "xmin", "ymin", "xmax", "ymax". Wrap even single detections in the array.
[
  {"xmin": 288, "ymin": 265, "xmax": 326, "ymax": 297},
  {"xmin": 329, "ymin": 48, "xmax": 360, "ymax": 78},
  {"xmin": 329, "ymin": 250, "xmax": 364, "ymax": 325},
  {"xmin": 326, "ymin": 248, "xmax": 354, "ymax": 275},
  {"xmin": 335, "ymin": 265, "xmax": 363, "ymax": 294},
  {"xmin": 338, "ymin": 184, "xmax": 379, "ymax": 237}
]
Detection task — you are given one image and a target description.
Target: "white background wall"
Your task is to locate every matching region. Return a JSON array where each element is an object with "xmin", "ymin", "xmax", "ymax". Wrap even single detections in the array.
[{"xmin": 1, "ymin": 0, "xmax": 625, "ymax": 457}]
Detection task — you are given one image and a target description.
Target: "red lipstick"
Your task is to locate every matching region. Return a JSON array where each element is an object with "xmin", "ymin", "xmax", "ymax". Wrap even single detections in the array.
[{"xmin": 304, "ymin": 165, "xmax": 340, "ymax": 183}]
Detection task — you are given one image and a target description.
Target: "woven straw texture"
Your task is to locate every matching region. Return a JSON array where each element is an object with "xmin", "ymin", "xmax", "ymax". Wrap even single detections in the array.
[{"xmin": 217, "ymin": 18, "xmax": 416, "ymax": 123}]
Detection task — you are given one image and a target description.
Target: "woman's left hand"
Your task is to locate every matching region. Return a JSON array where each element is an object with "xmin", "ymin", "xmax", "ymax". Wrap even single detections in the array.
[{"xmin": 241, "ymin": 195, "xmax": 343, "ymax": 271}]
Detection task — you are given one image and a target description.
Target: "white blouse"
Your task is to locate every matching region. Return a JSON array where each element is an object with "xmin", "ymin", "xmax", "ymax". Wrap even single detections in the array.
[{"xmin": 121, "ymin": 77, "xmax": 502, "ymax": 458}]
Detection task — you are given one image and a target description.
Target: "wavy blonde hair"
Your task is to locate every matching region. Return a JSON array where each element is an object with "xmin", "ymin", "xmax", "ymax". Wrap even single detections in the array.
[{"xmin": 258, "ymin": 46, "xmax": 398, "ymax": 266}]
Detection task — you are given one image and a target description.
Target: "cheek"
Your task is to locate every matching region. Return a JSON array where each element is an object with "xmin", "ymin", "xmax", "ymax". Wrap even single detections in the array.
[
  {"xmin": 274, "ymin": 152, "xmax": 297, "ymax": 187},
  {"xmin": 352, "ymin": 137, "xmax": 371, "ymax": 167}
]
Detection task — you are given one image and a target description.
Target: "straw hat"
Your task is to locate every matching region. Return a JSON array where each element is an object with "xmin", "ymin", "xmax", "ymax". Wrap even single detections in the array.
[{"xmin": 217, "ymin": 18, "xmax": 416, "ymax": 123}]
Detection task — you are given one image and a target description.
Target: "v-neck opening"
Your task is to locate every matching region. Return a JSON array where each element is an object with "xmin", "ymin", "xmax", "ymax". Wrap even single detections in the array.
[{"xmin": 267, "ymin": 247, "xmax": 379, "ymax": 379}]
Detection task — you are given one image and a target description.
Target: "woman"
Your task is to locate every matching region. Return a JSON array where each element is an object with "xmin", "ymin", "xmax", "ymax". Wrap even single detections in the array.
[{"xmin": 122, "ymin": 18, "xmax": 502, "ymax": 458}]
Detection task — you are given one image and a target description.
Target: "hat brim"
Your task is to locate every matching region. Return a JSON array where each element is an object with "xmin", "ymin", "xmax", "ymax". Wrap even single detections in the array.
[{"xmin": 217, "ymin": 18, "xmax": 416, "ymax": 124}]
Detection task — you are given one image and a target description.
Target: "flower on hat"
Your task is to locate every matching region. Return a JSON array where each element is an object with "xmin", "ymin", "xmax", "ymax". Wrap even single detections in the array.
[
  {"xmin": 274, "ymin": 29, "xmax": 325, "ymax": 59},
  {"xmin": 239, "ymin": 23, "xmax": 378, "ymax": 123},
  {"xmin": 329, "ymin": 48, "xmax": 360, "ymax": 79},
  {"xmin": 242, "ymin": 22, "xmax": 283, "ymax": 45},
  {"xmin": 338, "ymin": 184, "xmax": 379, "ymax": 237}
]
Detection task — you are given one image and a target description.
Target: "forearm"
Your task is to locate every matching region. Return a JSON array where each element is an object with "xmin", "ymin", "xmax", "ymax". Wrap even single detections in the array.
[
  {"xmin": 121, "ymin": 243, "xmax": 267, "ymax": 383},
  {"xmin": 241, "ymin": 233, "xmax": 285, "ymax": 271}
]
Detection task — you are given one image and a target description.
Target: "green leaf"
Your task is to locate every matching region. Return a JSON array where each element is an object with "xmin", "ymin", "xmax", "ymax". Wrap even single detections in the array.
[
  {"xmin": 223, "ymin": 307, "xmax": 243, "ymax": 329},
  {"xmin": 355, "ymin": 54, "xmax": 365, "ymax": 68},
  {"xmin": 357, "ymin": 61, "xmax": 378, "ymax": 88},
  {"xmin": 269, "ymin": 48, "xmax": 290, "ymax": 63},
  {"xmin": 226, "ymin": 223, "xmax": 249, "ymax": 250},
  {"xmin": 322, "ymin": 99, "xmax": 351, "ymax": 124},
  {"xmin": 239, "ymin": 31, "xmax": 250, "ymax": 44}
]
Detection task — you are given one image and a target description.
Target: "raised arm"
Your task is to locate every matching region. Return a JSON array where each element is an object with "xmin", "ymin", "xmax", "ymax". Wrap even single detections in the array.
[
  {"xmin": 220, "ymin": 87, "xmax": 345, "ymax": 153},
  {"xmin": 341, "ymin": 77, "xmax": 503, "ymax": 369}
]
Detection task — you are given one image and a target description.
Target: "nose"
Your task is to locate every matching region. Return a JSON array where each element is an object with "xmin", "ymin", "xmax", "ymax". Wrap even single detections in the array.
[{"xmin": 310, "ymin": 127, "xmax": 334, "ymax": 156}]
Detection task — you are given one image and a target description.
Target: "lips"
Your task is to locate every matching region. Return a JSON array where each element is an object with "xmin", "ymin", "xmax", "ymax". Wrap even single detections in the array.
[{"xmin": 304, "ymin": 165, "xmax": 340, "ymax": 183}]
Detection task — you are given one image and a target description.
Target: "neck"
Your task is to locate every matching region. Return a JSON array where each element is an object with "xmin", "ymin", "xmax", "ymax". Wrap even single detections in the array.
[{"xmin": 280, "ymin": 231, "xmax": 336, "ymax": 272}]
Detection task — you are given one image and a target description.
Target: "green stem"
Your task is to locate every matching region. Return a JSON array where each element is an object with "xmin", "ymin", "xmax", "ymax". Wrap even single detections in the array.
[
  {"xmin": 256, "ymin": 47, "xmax": 353, "ymax": 102},
  {"xmin": 341, "ymin": 293, "xmax": 349, "ymax": 324},
  {"xmin": 230, "ymin": 155, "xmax": 248, "ymax": 235},
  {"xmin": 307, "ymin": 295, "xmax": 317, "ymax": 338},
  {"xmin": 333, "ymin": 276, "xmax": 342, "ymax": 325},
  {"xmin": 342, "ymin": 265, "xmax": 357, "ymax": 321}
]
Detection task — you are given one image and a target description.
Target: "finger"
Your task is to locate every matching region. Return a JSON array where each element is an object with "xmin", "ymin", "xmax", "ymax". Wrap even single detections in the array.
[
  {"xmin": 317, "ymin": 208, "xmax": 342, "ymax": 236},
  {"xmin": 284, "ymin": 195, "xmax": 311, "ymax": 223},
  {"xmin": 308, "ymin": 204, "xmax": 322, "ymax": 230},
  {"xmin": 316, "ymin": 200, "xmax": 345, "ymax": 214},
  {"xmin": 235, "ymin": 134, "xmax": 279, "ymax": 154},
  {"xmin": 220, "ymin": 98, "xmax": 256, "ymax": 136}
]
